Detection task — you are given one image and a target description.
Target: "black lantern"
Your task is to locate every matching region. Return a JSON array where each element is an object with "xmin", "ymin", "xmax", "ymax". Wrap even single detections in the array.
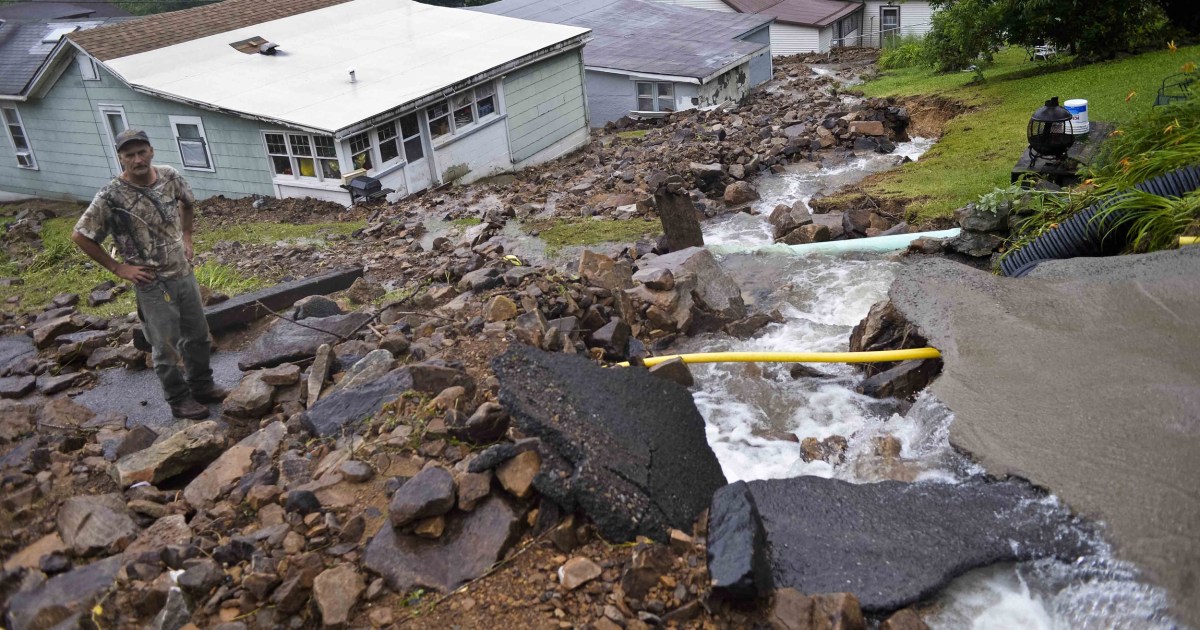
[{"xmin": 1027, "ymin": 97, "xmax": 1075, "ymax": 164}]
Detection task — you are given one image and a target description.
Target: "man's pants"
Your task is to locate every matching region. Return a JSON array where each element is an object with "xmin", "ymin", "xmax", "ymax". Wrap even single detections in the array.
[{"xmin": 135, "ymin": 271, "xmax": 214, "ymax": 405}]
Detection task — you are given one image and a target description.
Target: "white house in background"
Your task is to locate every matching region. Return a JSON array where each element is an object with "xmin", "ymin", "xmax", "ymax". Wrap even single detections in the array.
[
  {"xmin": 646, "ymin": 0, "xmax": 934, "ymax": 54},
  {"xmin": 474, "ymin": 0, "xmax": 773, "ymax": 126},
  {"xmin": 0, "ymin": 0, "xmax": 592, "ymax": 204}
]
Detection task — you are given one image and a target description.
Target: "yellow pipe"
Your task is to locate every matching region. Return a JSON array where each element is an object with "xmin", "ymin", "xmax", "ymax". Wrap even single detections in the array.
[
  {"xmin": 1180, "ymin": 236, "xmax": 1198, "ymax": 246},
  {"xmin": 617, "ymin": 348, "xmax": 942, "ymax": 368}
]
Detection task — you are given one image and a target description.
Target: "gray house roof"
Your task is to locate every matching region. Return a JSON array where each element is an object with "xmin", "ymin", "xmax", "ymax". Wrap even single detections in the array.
[
  {"xmin": 473, "ymin": 0, "xmax": 772, "ymax": 82},
  {"xmin": 0, "ymin": 1, "xmax": 130, "ymax": 20},
  {"xmin": 0, "ymin": 15, "xmax": 126, "ymax": 97}
]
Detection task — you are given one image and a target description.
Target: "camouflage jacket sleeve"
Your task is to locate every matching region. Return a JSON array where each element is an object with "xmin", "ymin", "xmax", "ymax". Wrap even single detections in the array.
[
  {"xmin": 162, "ymin": 166, "xmax": 195, "ymax": 206},
  {"xmin": 73, "ymin": 186, "xmax": 113, "ymax": 244}
]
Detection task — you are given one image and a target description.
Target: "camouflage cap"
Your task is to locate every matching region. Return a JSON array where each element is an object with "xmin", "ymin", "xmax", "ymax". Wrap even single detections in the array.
[{"xmin": 114, "ymin": 128, "xmax": 151, "ymax": 152}]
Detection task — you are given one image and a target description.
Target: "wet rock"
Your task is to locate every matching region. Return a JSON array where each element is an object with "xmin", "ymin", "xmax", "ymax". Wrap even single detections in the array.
[
  {"xmin": 36, "ymin": 370, "xmax": 92, "ymax": 395},
  {"xmin": 456, "ymin": 470, "xmax": 492, "ymax": 511},
  {"xmin": 364, "ymin": 494, "xmax": 523, "ymax": 593},
  {"xmin": 559, "ymin": 556, "xmax": 602, "ymax": 590},
  {"xmin": 948, "ymin": 230, "xmax": 1005, "ymax": 258},
  {"xmin": 88, "ymin": 287, "xmax": 118, "ymax": 307},
  {"xmin": 114, "ymin": 424, "xmax": 157, "ymax": 459},
  {"xmin": 848, "ymin": 301, "xmax": 927, "ymax": 376},
  {"xmin": 632, "ymin": 266, "xmax": 674, "ymax": 291},
  {"xmin": 292, "ymin": 295, "xmax": 343, "ymax": 320},
  {"xmin": 0, "ymin": 401, "xmax": 35, "ymax": 442},
  {"xmin": 841, "ymin": 207, "xmax": 872, "ymax": 236},
  {"xmin": 413, "ymin": 515, "xmax": 446, "ymax": 538},
  {"xmin": 714, "ymin": 476, "xmax": 1095, "ymax": 611},
  {"xmin": 183, "ymin": 422, "xmax": 285, "ymax": 508},
  {"xmin": 127, "ymin": 514, "xmax": 193, "ymax": 556},
  {"xmin": 86, "ymin": 345, "xmax": 143, "ymax": 369},
  {"xmin": 150, "ymin": 586, "xmax": 190, "ymax": 630},
  {"xmin": 620, "ymin": 543, "xmax": 674, "ymax": 598},
  {"xmin": 955, "ymin": 201, "xmax": 1010, "ymax": 233},
  {"xmin": 881, "ymin": 608, "xmax": 929, "ymax": 630},
  {"xmin": 724, "ymin": 312, "xmax": 779, "ymax": 339},
  {"xmin": 3, "ymin": 534, "xmax": 67, "ymax": 572},
  {"xmin": 448, "ymin": 401, "xmax": 510, "ymax": 444},
  {"xmin": 800, "ymin": 435, "xmax": 848, "ymax": 464},
  {"xmin": 307, "ymin": 343, "xmax": 334, "ymax": 405},
  {"xmin": 239, "ymin": 312, "xmax": 373, "ymax": 370},
  {"xmin": 51, "ymin": 292, "xmax": 79, "ymax": 308},
  {"xmin": 708, "ymin": 481, "xmax": 771, "ymax": 599},
  {"xmin": 327, "ymin": 349, "xmax": 394, "ymax": 396},
  {"xmin": 777, "ymin": 223, "xmax": 831, "ymax": 246},
  {"xmin": 30, "ymin": 315, "xmax": 84, "ymax": 349},
  {"xmin": 769, "ymin": 588, "xmax": 813, "ymax": 630},
  {"xmin": 457, "ymin": 267, "xmax": 502, "ymax": 293},
  {"xmin": 223, "ymin": 371, "xmax": 274, "ymax": 418},
  {"xmin": 4, "ymin": 555, "xmax": 121, "ymax": 630},
  {"xmin": 285, "ymin": 489, "xmax": 322, "ymax": 514},
  {"xmin": 406, "ymin": 362, "xmax": 476, "ymax": 396},
  {"xmin": 769, "ymin": 201, "xmax": 813, "ymax": 240},
  {"xmin": 112, "ymin": 421, "xmax": 225, "ymax": 486},
  {"xmin": 647, "ymin": 357, "xmax": 694, "ymax": 387},
  {"xmin": 0, "ymin": 335, "xmax": 36, "ymax": 373},
  {"xmin": 637, "ymin": 247, "xmax": 745, "ymax": 326},
  {"xmin": 340, "ymin": 460, "xmax": 373, "ymax": 483},
  {"xmin": 0, "ymin": 375, "xmax": 35, "ymax": 399},
  {"xmin": 689, "ymin": 162, "xmax": 724, "ymax": 191},
  {"xmin": 857, "ymin": 359, "xmax": 942, "ymax": 400},
  {"xmin": 301, "ymin": 368, "xmax": 412, "ymax": 437},
  {"xmin": 588, "ymin": 318, "xmax": 630, "ymax": 360},
  {"xmin": 493, "ymin": 346, "xmax": 726, "ymax": 542},
  {"xmin": 906, "ymin": 236, "xmax": 948, "ymax": 255},
  {"xmin": 389, "ymin": 466, "xmax": 456, "ymax": 527},
  {"xmin": 579, "ymin": 250, "xmax": 633, "ymax": 291},
  {"xmin": 850, "ymin": 120, "xmax": 886, "ymax": 136},
  {"xmin": 723, "ymin": 181, "xmax": 760, "ymax": 205},
  {"xmin": 261, "ymin": 363, "xmax": 300, "ymax": 386},
  {"xmin": 57, "ymin": 494, "xmax": 139, "ymax": 555},
  {"xmin": 484, "ymin": 295, "xmax": 518, "ymax": 322},
  {"xmin": 177, "ymin": 558, "xmax": 223, "ymax": 598},
  {"xmin": 313, "ymin": 564, "xmax": 365, "ymax": 628},
  {"xmin": 346, "ymin": 277, "xmax": 385, "ymax": 304},
  {"xmin": 496, "ymin": 450, "xmax": 539, "ymax": 499},
  {"xmin": 813, "ymin": 592, "xmax": 867, "ymax": 629}
]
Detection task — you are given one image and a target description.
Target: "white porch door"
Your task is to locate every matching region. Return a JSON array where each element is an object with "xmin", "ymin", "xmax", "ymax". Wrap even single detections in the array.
[{"xmin": 398, "ymin": 112, "xmax": 434, "ymax": 193}]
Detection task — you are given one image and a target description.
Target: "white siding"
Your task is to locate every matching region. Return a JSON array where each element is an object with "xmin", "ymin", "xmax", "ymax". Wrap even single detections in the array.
[
  {"xmin": 819, "ymin": 25, "xmax": 833, "ymax": 52},
  {"xmin": 863, "ymin": 1, "xmax": 936, "ymax": 47},
  {"xmin": 643, "ymin": 0, "xmax": 736, "ymax": 12},
  {"xmin": 771, "ymin": 24, "xmax": 822, "ymax": 56}
]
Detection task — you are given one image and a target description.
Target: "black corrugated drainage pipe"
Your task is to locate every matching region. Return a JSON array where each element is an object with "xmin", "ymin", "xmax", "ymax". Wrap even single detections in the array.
[{"xmin": 1001, "ymin": 165, "xmax": 1200, "ymax": 277}]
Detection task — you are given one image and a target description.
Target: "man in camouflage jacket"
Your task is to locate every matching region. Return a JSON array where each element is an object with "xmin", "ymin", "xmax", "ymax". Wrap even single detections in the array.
[{"xmin": 71, "ymin": 129, "xmax": 228, "ymax": 419}]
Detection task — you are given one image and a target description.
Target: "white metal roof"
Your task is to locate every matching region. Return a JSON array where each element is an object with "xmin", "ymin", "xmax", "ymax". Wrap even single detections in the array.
[{"xmin": 101, "ymin": 0, "xmax": 590, "ymax": 134}]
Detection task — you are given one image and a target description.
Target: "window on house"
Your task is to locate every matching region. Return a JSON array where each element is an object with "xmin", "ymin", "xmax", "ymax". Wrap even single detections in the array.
[
  {"xmin": 635, "ymin": 82, "xmax": 675, "ymax": 112},
  {"xmin": 348, "ymin": 131, "xmax": 373, "ymax": 171},
  {"xmin": 264, "ymin": 132, "xmax": 340, "ymax": 181},
  {"xmin": 168, "ymin": 116, "xmax": 214, "ymax": 171},
  {"xmin": 426, "ymin": 81, "xmax": 500, "ymax": 141},
  {"xmin": 77, "ymin": 55, "xmax": 99, "ymax": 81},
  {"xmin": 2, "ymin": 106, "xmax": 36, "ymax": 169},
  {"xmin": 377, "ymin": 121, "xmax": 401, "ymax": 164},
  {"xmin": 400, "ymin": 113, "xmax": 423, "ymax": 162}
]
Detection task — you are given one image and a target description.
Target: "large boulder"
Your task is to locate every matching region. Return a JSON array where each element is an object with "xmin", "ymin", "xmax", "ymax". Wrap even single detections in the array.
[
  {"xmin": 301, "ymin": 368, "xmax": 413, "ymax": 438},
  {"xmin": 635, "ymin": 247, "xmax": 745, "ymax": 328},
  {"xmin": 111, "ymin": 421, "xmax": 226, "ymax": 487},
  {"xmin": 57, "ymin": 494, "xmax": 139, "ymax": 556},
  {"xmin": 239, "ymin": 312, "xmax": 373, "ymax": 370},
  {"xmin": 364, "ymin": 494, "xmax": 523, "ymax": 593},
  {"xmin": 707, "ymin": 476, "xmax": 1094, "ymax": 612},
  {"xmin": 4, "ymin": 555, "xmax": 122, "ymax": 630},
  {"xmin": 183, "ymin": 422, "xmax": 286, "ymax": 508},
  {"xmin": 493, "ymin": 346, "xmax": 726, "ymax": 542}
]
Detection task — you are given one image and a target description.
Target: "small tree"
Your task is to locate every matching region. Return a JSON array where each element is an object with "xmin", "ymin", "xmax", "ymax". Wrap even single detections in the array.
[{"xmin": 925, "ymin": 0, "xmax": 1004, "ymax": 72}]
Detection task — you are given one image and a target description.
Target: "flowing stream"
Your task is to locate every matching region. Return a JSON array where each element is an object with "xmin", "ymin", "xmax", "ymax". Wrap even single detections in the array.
[{"xmin": 684, "ymin": 141, "xmax": 1178, "ymax": 628}]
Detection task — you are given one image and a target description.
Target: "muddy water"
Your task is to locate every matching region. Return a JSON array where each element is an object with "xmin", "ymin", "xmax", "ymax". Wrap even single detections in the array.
[{"xmin": 686, "ymin": 144, "xmax": 1178, "ymax": 628}]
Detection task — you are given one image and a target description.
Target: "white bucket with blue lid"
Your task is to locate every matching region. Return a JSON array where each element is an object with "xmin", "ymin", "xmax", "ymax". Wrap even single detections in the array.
[{"xmin": 1064, "ymin": 99, "xmax": 1089, "ymax": 134}]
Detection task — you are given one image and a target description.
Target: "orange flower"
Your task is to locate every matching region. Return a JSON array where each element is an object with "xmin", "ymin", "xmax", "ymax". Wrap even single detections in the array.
[
  {"xmin": 1125, "ymin": 90, "xmax": 1137, "ymax": 102},
  {"xmin": 1168, "ymin": 40, "xmax": 1178, "ymax": 54},
  {"xmin": 1119, "ymin": 157, "xmax": 1133, "ymax": 172},
  {"xmin": 1164, "ymin": 119, "xmax": 1180, "ymax": 134},
  {"xmin": 1108, "ymin": 129, "xmax": 1124, "ymax": 137},
  {"xmin": 1183, "ymin": 61, "xmax": 1197, "ymax": 74}
]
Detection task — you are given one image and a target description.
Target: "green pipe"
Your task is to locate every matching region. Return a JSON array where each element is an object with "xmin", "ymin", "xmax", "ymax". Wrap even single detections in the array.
[{"xmin": 709, "ymin": 228, "xmax": 962, "ymax": 256}]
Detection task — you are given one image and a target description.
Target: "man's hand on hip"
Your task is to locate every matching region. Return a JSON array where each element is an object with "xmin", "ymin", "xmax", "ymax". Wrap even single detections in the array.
[{"xmin": 115, "ymin": 263, "xmax": 155, "ymax": 286}]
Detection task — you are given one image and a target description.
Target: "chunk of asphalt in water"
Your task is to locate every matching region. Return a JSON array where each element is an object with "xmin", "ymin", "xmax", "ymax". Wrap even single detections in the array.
[
  {"xmin": 492, "ymin": 345, "xmax": 726, "ymax": 543},
  {"xmin": 708, "ymin": 475, "xmax": 1096, "ymax": 613}
]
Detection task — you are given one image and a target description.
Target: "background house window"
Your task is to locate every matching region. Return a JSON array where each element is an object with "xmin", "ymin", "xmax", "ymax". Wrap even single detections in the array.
[
  {"xmin": 348, "ymin": 131, "xmax": 373, "ymax": 171},
  {"xmin": 98, "ymin": 104, "xmax": 127, "ymax": 171},
  {"xmin": 2, "ymin": 106, "xmax": 36, "ymax": 169},
  {"xmin": 377, "ymin": 121, "xmax": 401, "ymax": 164},
  {"xmin": 426, "ymin": 81, "xmax": 499, "ymax": 141},
  {"xmin": 635, "ymin": 82, "xmax": 675, "ymax": 112},
  {"xmin": 169, "ymin": 116, "xmax": 214, "ymax": 171},
  {"xmin": 264, "ymin": 132, "xmax": 340, "ymax": 181},
  {"xmin": 400, "ymin": 113, "xmax": 423, "ymax": 162},
  {"xmin": 312, "ymin": 136, "xmax": 340, "ymax": 179}
]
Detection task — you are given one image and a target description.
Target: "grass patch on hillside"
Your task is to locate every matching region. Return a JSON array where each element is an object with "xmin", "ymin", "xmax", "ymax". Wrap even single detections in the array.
[
  {"xmin": 858, "ymin": 44, "xmax": 1200, "ymax": 221},
  {"xmin": 616, "ymin": 130, "xmax": 650, "ymax": 140},
  {"xmin": 0, "ymin": 217, "xmax": 272, "ymax": 316},
  {"xmin": 534, "ymin": 218, "xmax": 661, "ymax": 251},
  {"xmin": 450, "ymin": 217, "xmax": 483, "ymax": 227},
  {"xmin": 194, "ymin": 220, "xmax": 364, "ymax": 253}
]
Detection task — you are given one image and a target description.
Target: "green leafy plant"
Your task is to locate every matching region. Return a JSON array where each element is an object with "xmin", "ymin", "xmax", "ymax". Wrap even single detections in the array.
[{"xmin": 878, "ymin": 35, "xmax": 930, "ymax": 70}]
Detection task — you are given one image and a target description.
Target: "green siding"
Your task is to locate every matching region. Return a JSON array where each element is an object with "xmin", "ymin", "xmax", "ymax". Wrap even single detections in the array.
[
  {"xmin": 0, "ymin": 53, "xmax": 275, "ymax": 202},
  {"xmin": 504, "ymin": 49, "xmax": 588, "ymax": 163}
]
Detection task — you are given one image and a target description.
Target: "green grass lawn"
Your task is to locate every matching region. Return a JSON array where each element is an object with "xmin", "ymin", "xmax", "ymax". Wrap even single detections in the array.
[
  {"xmin": 534, "ymin": 217, "xmax": 662, "ymax": 252},
  {"xmin": 859, "ymin": 44, "xmax": 1200, "ymax": 221}
]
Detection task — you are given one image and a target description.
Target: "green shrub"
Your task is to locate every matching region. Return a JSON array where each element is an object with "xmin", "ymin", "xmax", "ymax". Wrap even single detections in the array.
[{"xmin": 878, "ymin": 36, "xmax": 929, "ymax": 70}]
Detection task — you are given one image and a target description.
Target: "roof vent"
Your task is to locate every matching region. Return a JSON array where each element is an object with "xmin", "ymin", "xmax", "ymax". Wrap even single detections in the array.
[
  {"xmin": 230, "ymin": 35, "xmax": 268, "ymax": 54},
  {"xmin": 259, "ymin": 42, "xmax": 279, "ymax": 55}
]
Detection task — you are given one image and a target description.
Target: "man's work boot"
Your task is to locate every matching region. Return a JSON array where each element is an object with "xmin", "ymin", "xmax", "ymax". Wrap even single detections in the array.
[
  {"xmin": 171, "ymin": 398, "xmax": 210, "ymax": 420},
  {"xmin": 192, "ymin": 384, "xmax": 230, "ymax": 404}
]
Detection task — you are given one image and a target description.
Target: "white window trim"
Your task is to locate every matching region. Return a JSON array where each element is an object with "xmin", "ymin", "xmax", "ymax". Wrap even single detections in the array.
[
  {"xmin": 168, "ymin": 115, "xmax": 216, "ymax": 173},
  {"xmin": 634, "ymin": 81, "xmax": 675, "ymax": 113},
  {"xmin": 77, "ymin": 55, "xmax": 100, "ymax": 81},
  {"xmin": 98, "ymin": 103, "xmax": 128, "ymax": 171},
  {"xmin": 2, "ymin": 105, "xmax": 37, "ymax": 170},
  {"xmin": 425, "ymin": 81, "xmax": 503, "ymax": 145},
  {"xmin": 261, "ymin": 131, "xmax": 343, "ymax": 185}
]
